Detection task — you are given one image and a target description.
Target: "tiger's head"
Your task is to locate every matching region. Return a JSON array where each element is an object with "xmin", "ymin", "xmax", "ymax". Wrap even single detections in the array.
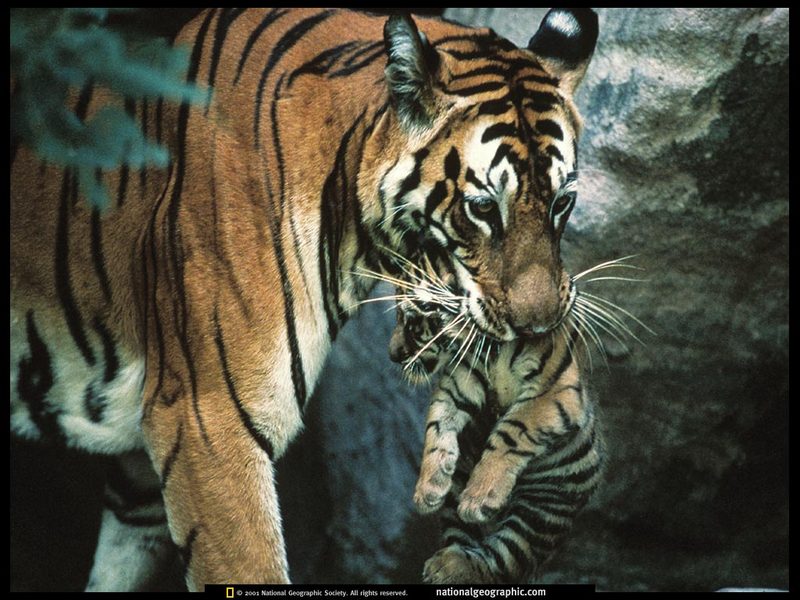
[{"xmin": 374, "ymin": 9, "xmax": 598, "ymax": 342}]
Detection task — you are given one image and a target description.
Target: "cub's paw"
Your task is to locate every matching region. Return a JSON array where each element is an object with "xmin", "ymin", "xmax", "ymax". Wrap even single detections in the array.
[
  {"xmin": 423, "ymin": 544, "xmax": 488, "ymax": 584},
  {"xmin": 458, "ymin": 468, "xmax": 515, "ymax": 523},
  {"xmin": 413, "ymin": 449, "xmax": 456, "ymax": 513},
  {"xmin": 413, "ymin": 435, "xmax": 458, "ymax": 514}
]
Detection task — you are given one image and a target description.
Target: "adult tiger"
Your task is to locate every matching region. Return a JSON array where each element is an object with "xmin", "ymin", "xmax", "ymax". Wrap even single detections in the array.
[{"xmin": 10, "ymin": 7, "xmax": 598, "ymax": 590}]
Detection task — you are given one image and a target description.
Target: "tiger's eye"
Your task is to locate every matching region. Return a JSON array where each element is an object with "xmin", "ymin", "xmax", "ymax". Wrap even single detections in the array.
[{"xmin": 472, "ymin": 201, "xmax": 496, "ymax": 216}]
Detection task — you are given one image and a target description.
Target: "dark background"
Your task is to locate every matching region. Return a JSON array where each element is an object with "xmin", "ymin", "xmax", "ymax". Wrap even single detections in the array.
[{"xmin": 10, "ymin": 8, "xmax": 788, "ymax": 592}]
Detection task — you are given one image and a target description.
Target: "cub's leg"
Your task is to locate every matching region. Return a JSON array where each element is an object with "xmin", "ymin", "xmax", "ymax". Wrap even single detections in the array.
[
  {"xmin": 414, "ymin": 374, "xmax": 485, "ymax": 514},
  {"xmin": 426, "ymin": 401, "xmax": 603, "ymax": 583},
  {"xmin": 86, "ymin": 451, "xmax": 178, "ymax": 591},
  {"xmin": 423, "ymin": 412, "xmax": 495, "ymax": 584},
  {"xmin": 459, "ymin": 367, "xmax": 588, "ymax": 523}
]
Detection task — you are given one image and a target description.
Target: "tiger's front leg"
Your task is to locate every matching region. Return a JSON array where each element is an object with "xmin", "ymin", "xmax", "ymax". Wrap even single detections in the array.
[
  {"xmin": 142, "ymin": 385, "xmax": 290, "ymax": 590},
  {"xmin": 139, "ymin": 304, "xmax": 301, "ymax": 589}
]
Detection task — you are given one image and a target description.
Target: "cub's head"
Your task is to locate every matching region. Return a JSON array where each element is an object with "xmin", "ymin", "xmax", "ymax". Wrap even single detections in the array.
[
  {"xmin": 378, "ymin": 9, "xmax": 598, "ymax": 342},
  {"xmin": 388, "ymin": 296, "xmax": 445, "ymax": 385}
]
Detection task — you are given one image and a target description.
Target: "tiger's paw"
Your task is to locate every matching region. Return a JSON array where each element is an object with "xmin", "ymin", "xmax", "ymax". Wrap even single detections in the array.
[
  {"xmin": 458, "ymin": 467, "xmax": 515, "ymax": 523},
  {"xmin": 423, "ymin": 544, "xmax": 493, "ymax": 584},
  {"xmin": 413, "ymin": 447, "xmax": 457, "ymax": 514}
]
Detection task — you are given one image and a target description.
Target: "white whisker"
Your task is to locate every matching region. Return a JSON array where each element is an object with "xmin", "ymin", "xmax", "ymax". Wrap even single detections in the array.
[
  {"xmin": 451, "ymin": 323, "xmax": 478, "ymax": 374},
  {"xmin": 581, "ymin": 292, "xmax": 657, "ymax": 336},
  {"xmin": 576, "ymin": 297, "xmax": 639, "ymax": 340},
  {"xmin": 583, "ymin": 276, "xmax": 649, "ymax": 284},
  {"xmin": 576, "ymin": 299, "xmax": 632, "ymax": 349},
  {"xmin": 572, "ymin": 255, "xmax": 641, "ymax": 281},
  {"xmin": 404, "ymin": 310, "xmax": 468, "ymax": 369},
  {"xmin": 571, "ymin": 305, "xmax": 609, "ymax": 369}
]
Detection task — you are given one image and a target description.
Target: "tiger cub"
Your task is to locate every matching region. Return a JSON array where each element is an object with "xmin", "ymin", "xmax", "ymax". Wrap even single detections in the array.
[{"xmin": 389, "ymin": 282, "xmax": 603, "ymax": 584}]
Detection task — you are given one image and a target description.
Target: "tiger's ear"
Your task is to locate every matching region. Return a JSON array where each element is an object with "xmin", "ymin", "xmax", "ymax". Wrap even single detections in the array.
[
  {"xmin": 527, "ymin": 8, "xmax": 599, "ymax": 95},
  {"xmin": 384, "ymin": 13, "xmax": 440, "ymax": 132}
]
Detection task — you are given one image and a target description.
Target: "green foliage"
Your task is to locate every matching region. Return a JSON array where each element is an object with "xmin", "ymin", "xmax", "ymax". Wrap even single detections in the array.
[{"xmin": 11, "ymin": 8, "xmax": 207, "ymax": 210}]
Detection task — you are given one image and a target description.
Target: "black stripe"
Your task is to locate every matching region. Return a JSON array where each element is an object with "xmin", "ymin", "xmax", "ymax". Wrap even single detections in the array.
[
  {"xmin": 253, "ymin": 10, "xmax": 332, "ymax": 146},
  {"xmin": 478, "ymin": 99, "xmax": 513, "ymax": 116},
  {"xmin": 481, "ymin": 539, "xmax": 509, "ymax": 578},
  {"xmin": 545, "ymin": 144, "xmax": 564, "ymax": 163},
  {"xmin": 396, "ymin": 148, "xmax": 429, "ymax": 203},
  {"xmin": 495, "ymin": 428, "xmax": 518, "ymax": 448},
  {"xmin": 424, "ymin": 180, "xmax": 448, "ymax": 220},
  {"xmin": 84, "ymin": 384, "xmax": 105, "ymax": 423},
  {"xmin": 166, "ymin": 8, "xmax": 216, "ymax": 447},
  {"xmin": 18, "ymin": 311, "xmax": 59, "ymax": 441},
  {"xmin": 509, "ymin": 337, "xmax": 526, "ymax": 366},
  {"xmin": 74, "ymin": 80, "xmax": 94, "ymax": 121},
  {"xmin": 448, "ymin": 80, "xmax": 507, "ymax": 97},
  {"xmin": 329, "ymin": 47, "xmax": 385, "ymax": 78},
  {"xmin": 116, "ymin": 165, "xmax": 130, "ymax": 208},
  {"xmin": 349, "ymin": 105, "xmax": 386, "ymax": 274},
  {"xmin": 512, "ymin": 503, "xmax": 569, "ymax": 537},
  {"xmin": 494, "ymin": 532, "xmax": 528, "ymax": 577},
  {"xmin": 443, "ymin": 146, "xmax": 461, "ymax": 181},
  {"xmin": 155, "ymin": 97, "xmax": 163, "ymax": 144},
  {"xmin": 504, "ymin": 419, "xmax": 529, "ymax": 434},
  {"xmin": 524, "ymin": 90, "xmax": 560, "ymax": 109},
  {"xmin": 179, "ymin": 526, "xmax": 200, "ymax": 568},
  {"xmin": 141, "ymin": 164, "xmax": 174, "ymax": 419},
  {"xmin": 319, "ymin": 112, "xmax": 367, "ymax": 340},
  {"xmin": 92, "ymin": 317, "xmax": 119, "ymax": 383},
  {"xmin": 516, "ymin": 72, "xmax": 559, "ymax": 86},
  {"xmin": 287, "ymin": 40, "xmax": 360, "ymax": 87},
  {"xmin": 547, "ymin": 342, "xmax": 574, "ymax": 388},
  {"xmin": 536, "ymin": 118, "xmax": 564, "ymax": 141},
  {"xmin": 271, "ymin": 222, "xmax": 307, "ymax": 410},
  {"xmin": 270, "ymin": 72, "xmax": 315, "ymax": 306},
  {"xmin": 55, "ymin": 170, "xmax": 96, "ymax": 366},
  {"xmin": 342, "ymin": 40, "xmax": 384, "ymax": 66},
  {"xmin": 449, "ymin": 64, "xmax": 509, "ymax": 82},
  {"xmin": 234, "ymin": 8, "xmax": 289, "ymax": 85},
  {"xmin": 481, "ymin": 122, "xmax": 518, "ymax": 144},
  {"xmin": 506, "ymin": 447, "xmax": 535, "ymax": 457},
  {"xmin": 205, "ymin": 8, "xmax": 246, "ymax": 114},
  {"xmin": 139, "ymin": 99, "xmax": 148, "ymax": 198},
  {"xmin": 160, "ymin": 422, "xmax": 183, "ymax": 490},
  {"xmin": 425, "ymin": 420, "xmax": 441, "ymax": 435},
  {"xmin": 90, "ymin": 209, "xmax": 113, "ymax": 303},
  {"xmin": 489, "ymin": 143, "xmax": 520, "ymax": 171},
  {"xmin": 463, "ymin": 169, "xmax": 486, "ymax": 195},
  {"xmin": 530, "ymin": 462, "xmax": 601, "ymax": 486},
  {"xmin": 544, "ymin": 429, "xmax": 596, "ymax": 471},
  {"xmin": 213, "ymin": 309, "xmax": 275, "ymax": 458}
]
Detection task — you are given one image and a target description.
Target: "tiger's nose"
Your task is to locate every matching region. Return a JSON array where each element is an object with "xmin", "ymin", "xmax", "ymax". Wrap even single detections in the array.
[{"xmin": 507, "ymin": 265, "xmax": 563, "ymax": 335}]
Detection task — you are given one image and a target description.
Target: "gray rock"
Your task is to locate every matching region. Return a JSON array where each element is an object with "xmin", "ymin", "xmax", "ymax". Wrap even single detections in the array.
[{"xmin": 286, "ymin": 7, "xmax": 788, "ymax": 592}]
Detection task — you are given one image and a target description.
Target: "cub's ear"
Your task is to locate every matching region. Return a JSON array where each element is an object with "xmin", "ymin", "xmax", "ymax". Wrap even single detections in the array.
[
  {"xmin": 384, "ymin": 13, "xmax": 440, "ymax": 132},
  {"xmin": 527, "ymin": 8, "xmax": 599, "ymax": 95}
]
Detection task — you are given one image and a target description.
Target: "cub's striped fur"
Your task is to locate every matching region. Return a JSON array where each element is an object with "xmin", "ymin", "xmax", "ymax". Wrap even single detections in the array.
[
  {"xmin": 388, "ymin": 254, "xmax": 602, "ymax": 583},
  {"xmin": 11, "ymin": 8, "xmax": 598, "ymax": 589}
]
